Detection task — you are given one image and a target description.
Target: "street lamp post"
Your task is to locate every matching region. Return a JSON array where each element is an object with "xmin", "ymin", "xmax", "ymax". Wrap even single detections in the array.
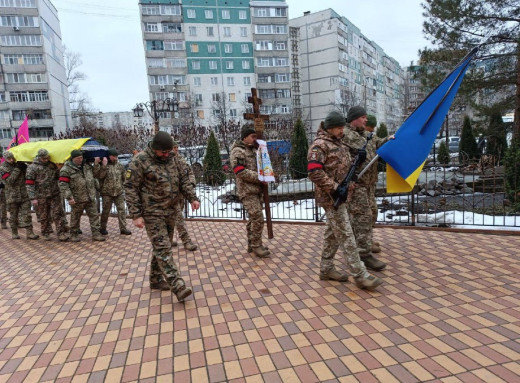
[{"xmin": 132, "ymin": 98, "xmax": 179, "ymax": 134}]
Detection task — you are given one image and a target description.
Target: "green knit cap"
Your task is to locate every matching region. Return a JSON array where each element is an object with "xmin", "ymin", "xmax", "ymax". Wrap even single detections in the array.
[
  {"xmin": 324, "ymin": 111, "xmax": 346, "ymax": 130},
  {"xmin": 70, "ymin": 150, "xmax": 83, "ymax": 159},
  {"xmin": 366, "ymin": 115, "xmax": 377, "ymax": 127}
]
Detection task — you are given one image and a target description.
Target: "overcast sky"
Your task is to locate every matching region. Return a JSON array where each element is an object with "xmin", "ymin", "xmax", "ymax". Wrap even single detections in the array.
[{"xmin": 52, "ymin": 0, "xmax": 430, "ymax": 113}]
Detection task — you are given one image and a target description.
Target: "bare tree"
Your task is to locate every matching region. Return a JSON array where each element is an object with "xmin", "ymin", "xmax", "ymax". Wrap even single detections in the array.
[{"xmin": 64, "ymin": 45, "xmax": 91, "ymax": 115}]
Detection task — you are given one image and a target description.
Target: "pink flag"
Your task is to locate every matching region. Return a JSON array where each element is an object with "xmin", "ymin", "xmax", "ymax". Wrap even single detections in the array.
[{"xmin": 1, "ymin": 116, "xmax": 30, "ymax": 162}]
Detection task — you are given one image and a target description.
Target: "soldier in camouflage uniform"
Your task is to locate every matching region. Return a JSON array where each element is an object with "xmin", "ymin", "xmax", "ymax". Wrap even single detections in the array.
[
  {"xmin": 307, "ymin": 111, "xmax": 382, "ymax": 290},
  {"xmin": 59, "ymin": 150, "xmax": 106, "ymax": 242},
  {"xmin": 343, "ymin": 107, "xmax": 386, "ymax": 271},
  {"xmin": 230, "ymin": 124, "xmax": 270, "ymax": 258},
  {"xmin": 171, "ymin": 142, "xmax": 198, "ymax": 251},
  {"xmin": 124, "ymin": 132, "xmax": 200, "ymax": 302},
  {"xmin": 26, "ymin": 148, "xmax": 69, "ymax": 241},
  {"xmin": 0, "ymin": 178, "xmax": 7, "ymax": 229},
  {"xmin": 0, "ymin": 151, "xmax": 39, "ymax": 240},
  {"xmin": 93, "ymin": 148, "xmax": 132, "ymax": 236}
]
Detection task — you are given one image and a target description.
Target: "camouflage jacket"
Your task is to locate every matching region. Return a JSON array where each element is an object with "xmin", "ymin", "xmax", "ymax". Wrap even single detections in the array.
[
  {"xmin": 59, "ymin": 160, "xmax": 97, "ymax": 203},
  {"xmin": 230, "ymin": 140, "xmax": 262, "ymax": 199},
  {"xmin": 342, "ymin": 125, "xmax": 373, "ymax": 187},
  {"xmin": 0, "ymin": 161, "xmax": 29, "ymax": 204},
  {"xmin": 124, "ymin": 145, "xmax": 199, "ymax": 218},
  {"xmin": 365, "ymin": 134, "xmax": 390, "ymax": 186},
  {"xmin": 307, "ymin": 127, "xmax": 353, "ymax": 209},
  {"xmin": 93, "ymin": 161, "xmax": 125, "ymax": 197},
  {"xmin": 26, "ymin": 159, "xmax": 61, "ymax": 200}
]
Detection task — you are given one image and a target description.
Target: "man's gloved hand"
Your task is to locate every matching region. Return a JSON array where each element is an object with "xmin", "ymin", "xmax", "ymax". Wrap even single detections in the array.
[
  {"xmin": 357, "ymin": 148, "xmax": 367, "ymax": 163},
  {"xmin": 16, "ymin": 162, "xmax": 27, "ymax": 171},
  {"xmin": 0, "ymin": 183, "xmax": 4, "ymax": 189},
  {"xmin": 333, "ymin": 183, "xmax": 349, "ymax": 202}
]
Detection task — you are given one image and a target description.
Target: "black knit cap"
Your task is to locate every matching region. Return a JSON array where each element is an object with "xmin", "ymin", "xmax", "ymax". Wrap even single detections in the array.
[
  {"xmin": 324, "ymin": 111, "xmax": 346, "ymax": 130},
  {"xmin": 346, "ymin": 106, "xmax": 367, "ymax": 123},
  {"xmin": 151, "ymin": 131, "xmax": 174, "ymax": 150},
  {"xmin": 241, "ymin": 124, "xmax": 256, "ymax": 140},
  {"xmin": 70, "ymin": 150, "xmax": 83, "ymax": 159}
]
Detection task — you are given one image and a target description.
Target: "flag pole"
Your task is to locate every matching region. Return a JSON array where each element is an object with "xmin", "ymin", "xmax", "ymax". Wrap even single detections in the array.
[{"xmin": 356, "ymin": 154, "xmax": 379, "ymax": 180}]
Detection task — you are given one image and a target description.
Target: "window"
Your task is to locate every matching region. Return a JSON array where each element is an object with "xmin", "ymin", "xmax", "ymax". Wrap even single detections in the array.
[
  {"xmin": 276, "ymin": 89, "xmax": 291, "ymax": 98},
  {"xmin": 221, "ymin": 10, "xmax": 230, "ymax": 19},
  {"xmin": 206, "ymin": 26, "xmax": 214, "ymax": 36},
  {"xmin": 195, "ymin": 94, "xmax": 203, "ymax": 105},
  {"xmin": 188, "ymin": 26, "xmax": 197, "ymax": 36},
  {"xmin": 207, "ymin": 44, "xmax": 216, "ymax": 53},
  {"xmin": 6, "ymin": 73, "xmax": 45, "ymax": 83},
  {"xmin": 146, "ymin": 40, "xmax": 163, "ymax": 51},
  {"xmin": 225, "ymin": 61, "xmax": 234, "ymax": 69},
  {"xmin": 256, "ymin": 41, "xmax": 271, "ymax": 50},
  {"xmin": 241, "ymin": 44, "xmax": 249, "ymax": 53},
  {"xmin": 142, "ymin": 5, "xmax": 159, "ymax": 15},
  {"xmin": 197, "ymin": 110, "xmax": 204, "ymax": 119},
  {"xmin": 224, "ymin": 44, "xmax": 232, "ymax": 53},
  {"xmin": 274, "ymin": 25, "xmax": 287, "ymax": 34},
  {"xmin": 275, "ymin": 73, "xmax": 290, "ymax": 82},
  {"xmin": 243, "ymin": 77, "xmax": 251, "ymax": 86},
  {"xmin": 228, "ymin": 93, "xmax": 236, "ymax": 102},
  {"xmin": 275, "ymin": 8, "xmax": 287, "ymax": 17},
  {"xmin": 256, "ymin": 25, "xmax": 269, "ymax": 34},
  {"xmin": 193, "ymin": 77, "xmax": 201, "ymax": 86},
  {"xmin": 0, "ymin": 0, "xmax": 36, "ymax": 7},
  {"xmin": 161, "ymin": 5, "xmax": 181, "ymax": 15},
  {"xmin": 165, "ymin": 58, "xmax": 186, "ymax": 68},
  {"xmin": 211, "ymin": 77, "xmax": 218, "ymax": 85},
  {"xmin": 162, "ymin": 23, "xmax": 182, "ymax": 33},
  {"xmin": 3, "ymin": 54, "xmax": 42, "ymax": 65},
  {"xmin": 227, "ymin": 77, "xmax": 234, "ymax": 86},
  {"xmin": 145, "ymin": 22, "xmax": 159, "ymax": 32},
  {"xmin": 276, "ymin": 57, "xmax": 288, "ymax": 66},
  {"xmin": 13, "ymin": 109, "xmax": 51, "ymax": 120},
  {"xmin": 212, "ymin": 93, "xmax": 221, "ymax": 102},
  {"xmin": 164, "ymin": 40, "xmax": 183, "ymax": 50},
  {"xmin": 242, "ymin": 60, "xmax": 250, "ymax": 69},
  {"xmin": 187, "ymin": 9, "xmax": 196, "ymax": 18},
  {"xmin": 258, "ymin": 74, "xmax": 272, "ymax": 83},
  {"xmin": 275, "ymin": 41, "xmax": 286, "ymax": 50},
  {"xmin": 223, "ymin": 27, "xmax": 231, "ymax": 37},
  {"xmin": 192, "ymin": 61, "xmax": 200, "ymax": 70},
  {"xmin": 209, "ymin": 61, "xmax": 217, "ymax": 70},
  {"xmin": 254, "ymin": 8, "xmax": 268, "ymax": 17},
  {"xmin": 230, "ymin": 109, "xmax": 237, "ymax": 117},
  {"xmin": 239, "ymin": 10, "xmax": 247, "ymax": 19},
  {"xmin": 10, "ymin": 91, "xmax": 48, "ymax": 102},
  {"xmin": 147, "ymin": 58, "xmax": 164, "ymax": 68},
  {"xmin": 280, "ymin": 105, "xmax": 289, "ymax": 114},
  {"xmin": 240, "ymin": 27, "xmax": 248, "ymax": 37},
  {"xmin": 190, "ymin": 44, "xmax": 199, "ymax": 53},
  {"xmin": 205, "ymin": 9, "xmax": 213, "ymax": 19},
  {"xmin": 1, "ymin": 35, "xmax": 41, "ymax": 46},
  {"xmin": 0, "ymin": 15, "xmax": 37, "ymax": 27}
]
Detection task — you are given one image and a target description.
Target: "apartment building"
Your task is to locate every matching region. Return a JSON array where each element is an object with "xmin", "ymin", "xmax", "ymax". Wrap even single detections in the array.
[
  {"xmin": 0, "ymin": 0, "xmax": 71, "ymax": 150},
  {"xmin": 138, "ymin": 0, "xmax": 291, "ymax": 130},
  {"xmin": 290, "ymin": 9, "xmax": 405, "ymax": 132}
]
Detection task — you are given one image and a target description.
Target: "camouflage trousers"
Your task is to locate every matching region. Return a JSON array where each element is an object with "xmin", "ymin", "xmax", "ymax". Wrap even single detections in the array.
[
  {"xmin": 0, "ymin": 192, "xmax": 6, "ymax": 225},
  {"xmin": 144, "ymin": 215, "xmax": 185, "ymax": 293},
  {"xmin": 169, "ymin": 199, "xmax": 191, "ymax": 244},
  {"xmin": 36, "ymin": 194, "xmax": 68, "ymax": 236},
  {"xmin": 368, "ymin": 185, "xmax": 378, "ymax": 227},
  {"xmin": 347, "ymin": 185, "xmax": 373, "ymax": 254},
  {"xmin": 100, "ymin": 194, "xmax": 128, "ymax": 231},
  {"xmin": 241, "ymin": 194, "xmax": 264, "ymax": 248},
  {"xmin": 7, "ymin": 199, "xmax": 33, "ymax": 230},
  {"xmin": 70, "ymin": 200, "xmax": 100, "ymax": 235},
  {"xmin": 322, "ymin": 204, "xmax": 368, "ymax": 278}
]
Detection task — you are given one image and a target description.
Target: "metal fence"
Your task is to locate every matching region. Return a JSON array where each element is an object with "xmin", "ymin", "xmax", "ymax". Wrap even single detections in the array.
[{"xmin": 67, "ymin": 163, "xmax": 519, "ymax": 228}]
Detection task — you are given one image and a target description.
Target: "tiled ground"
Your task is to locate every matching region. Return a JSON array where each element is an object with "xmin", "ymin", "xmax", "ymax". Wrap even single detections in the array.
[{"xmin": 0, "ymin": 217, "xmax": 519, "ymax": 383}]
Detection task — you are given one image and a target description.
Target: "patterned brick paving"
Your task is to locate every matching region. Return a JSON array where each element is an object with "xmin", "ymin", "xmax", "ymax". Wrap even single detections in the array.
[{"xmin": 0, "ymin": 217, "xmax": 519, "ymax": 382}]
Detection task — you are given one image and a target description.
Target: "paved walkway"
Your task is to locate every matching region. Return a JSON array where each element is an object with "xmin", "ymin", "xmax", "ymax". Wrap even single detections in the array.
[{"xmin": 0, "ymin": 218, "xmax": 519, "ymax": 383}]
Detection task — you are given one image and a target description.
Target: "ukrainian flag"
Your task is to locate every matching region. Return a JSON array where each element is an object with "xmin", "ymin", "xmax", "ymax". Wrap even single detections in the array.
[
  {"xmin": 7, "ymin": 138, "xmax": 91, "ymax": 164},
  {"xmin": 377, "ymin": 47, "xmax": 479, "ymax": 193}
]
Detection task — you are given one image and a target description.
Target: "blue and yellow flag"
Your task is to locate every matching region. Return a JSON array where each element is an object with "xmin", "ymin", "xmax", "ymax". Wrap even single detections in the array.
[
  {"xmin": 377, "ymin": 48, "xmax": 479, "ymax": 193},
  {"xmin": 7, "ymin": 138, "xmax": 91, "ymax": 164}
]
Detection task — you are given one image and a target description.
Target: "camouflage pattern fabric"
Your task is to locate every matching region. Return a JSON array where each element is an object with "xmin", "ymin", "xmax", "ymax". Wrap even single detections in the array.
[
  {"xmin": 0, "ymin": 160, "xmax": 33, "ymax": 230},
  {"xmin": 368, "ymin": 185, "xmax": 378, "ymax": 227},
  {"xmin": 69, "ymin": 201, "xmax": 100, "ymax": 234},
  {"xmin": 241, "ymin": 194, "xmax": 264, "ymax": 248},
  {"xmin": 100, "ymin": 194, "xmax": 128, "ymax": 231},
  {"xmin": 145, "ymin": 215, "xmax": 185, "ymax": 293},
  {"xmin": 322, "ymin": 205, "xmax": 369, "ymax": 278},
  {"xmin": 230, "ymin": 140, "xmax": 266, "ymax": 248},
  {"xmin": 124, "ymin": 146, "xmax": 198, "ymax": 219},
  {"xmin": 308, "ymin": 128, "xmax": 368, "ymax": 278},
  {"xmin": 0, "ymin": 184, "xmax": 6, "ymax": 225},
  {"xmin": 170, "ymin": 154, "xmax": 196, "ymax": 243},
  {"xmin": 26, "ymin": 158, "xmax": 67, "ymax": 236},
  {"xmin": 347, "ymin": 185, "xmax": 373, "ymax": 254},
  {"xmin": 307, "ymin": 127, "xmax": 352, "ymax": 209},
  {"xmin": 124, "ymin": 145, "xmax": 199, "ymax": 292},
  {"xmin": 94, "ymin": 161, "xmax": 128, "ymax": 231}
]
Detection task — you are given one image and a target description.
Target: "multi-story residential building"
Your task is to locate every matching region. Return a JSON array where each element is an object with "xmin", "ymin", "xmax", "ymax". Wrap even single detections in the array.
[
  {"xmin": 290, "ymin": 9, "xmax": 405, "ymax": 132},
  {"xmin": 138, "ymin": 0, "xmax": 291, "ymax": 130},
  {"xmin": 72, "ymin": 111, "xmax": 155, "ymax": 131},
  {"xmin": 0, "ymin": 0, "xmax": 71, "ymax": 150}
]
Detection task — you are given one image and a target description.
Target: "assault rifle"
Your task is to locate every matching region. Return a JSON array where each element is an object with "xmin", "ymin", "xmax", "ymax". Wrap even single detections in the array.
[{"xmin": 333, "ymin": 133, "xmax": 373, "ymax": 209}]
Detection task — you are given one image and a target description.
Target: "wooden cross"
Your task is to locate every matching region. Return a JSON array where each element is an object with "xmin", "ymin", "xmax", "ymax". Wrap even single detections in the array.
[
  {"xmin": 243, "ymin": 88, "xmax": 269, "ymax": 138},
  {"xmin": 242, "ymin": 87, "xmax": 273, "ymax": 239}
]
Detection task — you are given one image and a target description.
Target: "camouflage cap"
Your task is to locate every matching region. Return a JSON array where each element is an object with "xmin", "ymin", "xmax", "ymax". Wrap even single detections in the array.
[{"xmin": 37, "ymin": 148, "xmax": 50, "ymax": 158}]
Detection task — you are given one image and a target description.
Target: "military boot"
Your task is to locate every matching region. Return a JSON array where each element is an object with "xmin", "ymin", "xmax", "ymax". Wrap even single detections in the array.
[
  {"xmin": 99, "ymin": 228, "xmax": 108, "ymax": 235},
  {"xmin": 26, "ymin": 228, "xmax": 39, "ymax": 240},
  {"xmin": 354, "ymin": 274, "xmax": 383, "ymax": 291},
  {"xmin": 42, "ymin": 234, "xmax": 52, "ymax": 241},
  {"xmin": 173, "ymin": 283, "xmax": 192, "ymax": 302},
  {"xmin": 361, "ymin": 254, "xmax": 386, "ymax": 271},
  {"xmin": 58, "ymin": 233, "xmax": 70, "ymax": 242},
  {"xmin": 11, "ymin": 228, "xmax": 20, "ymax": 239},
  {"xmin": 247, "ymin": 240, "xmax": 269, "ymax": 253},
  {"xmin": 252, "ymin": 246, "xmax": 270, "ymax": 258},
  {"xmin": 70, "ymin": 234, "xmax": 81, "ymax": 242},
  {"xmin": 92, "ymin": 233, "xmax": 106, "ymax": 242},
  {"xmin": 150, "ymin": 278, "xmax": 170, "ymax": 291},
  {"xmin": 183, "ymin": 241, "xmax": 198, "ymax": 251},
  {"xmin": 319, "ymin": 269, "xmax": 349, "ymax": 282},
  {"xmin": 171, "ymin": 240, "xmax": 178, "ymax": 247},
  {"xmin": 120, "ymin": 229, "xmax": 132, "ymax": 235},
  {"xmin": 371, "ymin": 241, "xmax": 381, "ymax": 253}
]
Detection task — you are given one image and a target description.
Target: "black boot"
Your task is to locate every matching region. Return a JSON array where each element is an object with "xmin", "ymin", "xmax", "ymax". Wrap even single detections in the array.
[{"xmin": 361, "ymin": 254, "xmax": 386, "ymax": 271}]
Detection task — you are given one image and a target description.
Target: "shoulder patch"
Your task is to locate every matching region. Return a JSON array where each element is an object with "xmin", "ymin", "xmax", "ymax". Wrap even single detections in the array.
[{"xmin": 125, "ymin": 169, "xmax": 132, "ymax": 179}]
